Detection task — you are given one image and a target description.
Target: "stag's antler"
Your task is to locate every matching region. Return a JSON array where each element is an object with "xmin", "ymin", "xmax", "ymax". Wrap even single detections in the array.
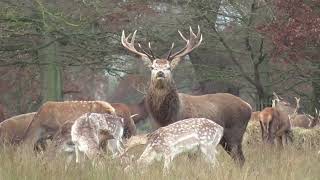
[
  {"xmin": 121, "ymin": 30, "xmax": 154, "ymax": 66},
  {"xmin": 168, "ymin": 26, "xmax": 203, "ymax": 68}
]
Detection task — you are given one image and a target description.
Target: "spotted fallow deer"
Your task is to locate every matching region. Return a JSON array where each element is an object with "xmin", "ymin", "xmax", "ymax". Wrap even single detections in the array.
[
  {"xmin": 71, "ymin": 113, "xmax": 125, "ymax": 164},
  {"xmin": 123, "ymin": 118, "xmax": 223, "ymax": 174},
  {"xmin": 121, "ymin": 26, "xmax": 252, "ymax": 166},
  {"xmin": 23, "ymin": 101, "xmax": 136, "ymax": 152}
]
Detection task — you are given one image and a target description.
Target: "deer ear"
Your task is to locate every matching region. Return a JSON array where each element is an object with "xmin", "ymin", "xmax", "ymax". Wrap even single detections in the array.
[{"xmin": 170, "ymin": 55, "xmax": 189, "ymax": 70}]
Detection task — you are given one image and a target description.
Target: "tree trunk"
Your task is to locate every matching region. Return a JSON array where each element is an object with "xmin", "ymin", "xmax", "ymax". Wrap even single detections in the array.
[
  {"xmin": 312, "ymin": 62, "xmax": 320, "ymax": 111},
  {"xmin": 39, "ymin": 35, "xmax": 62, "ymax": 103},
  {"xmin": 188, "ymin": 0, "xmax": 238, "ymax": 95}
]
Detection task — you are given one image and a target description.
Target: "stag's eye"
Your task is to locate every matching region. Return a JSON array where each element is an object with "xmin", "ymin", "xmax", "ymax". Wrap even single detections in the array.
[{"xmin": 150, "ymin": 66, "xmax": 154, "ymax": 70}]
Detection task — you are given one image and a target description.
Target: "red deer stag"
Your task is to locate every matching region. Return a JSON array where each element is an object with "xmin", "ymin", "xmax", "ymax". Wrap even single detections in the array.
[
  {"xmin": 291, "ymin": 108, "xmax": 320, "ymax": 128},
  {"xmin": 23, "ymin": 101, "xmax": 135, "ymax": 151},
  {"xmin": 121, "ymin": 26, "xmax": 252, "ymax": 166},
  {"xmin": 123, "ymin": 118, "xmax": 223, "ymax": 174},
  {"xmin": 0, "ymin": 112, "xmax": 36, "ymax": 145}
]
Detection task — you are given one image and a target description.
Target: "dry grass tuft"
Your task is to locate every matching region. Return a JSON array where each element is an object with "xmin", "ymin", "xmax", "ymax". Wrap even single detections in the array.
[{"xmin": 0, "ymin": 139, "xmax": 319, "ymax": 180}]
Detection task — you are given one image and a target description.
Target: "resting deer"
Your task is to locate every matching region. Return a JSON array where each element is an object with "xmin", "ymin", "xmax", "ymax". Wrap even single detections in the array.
[
  {"xmin": 0, "ymin": 112, "xmax": 36, "ymax": 145},
  {"xmin": 121, "ymin": 26, "xmax": 252, "ymax": 166},
  {"xmin": 291, "ymin": 108, "xmax": 320, "ymax": 129},
  {"xmin": 71, "ymin": 113, "xmax": 125, "ymax": 164},
  {"xmin": 123, "ymin": 118, "xmax": 223, "ymax": 174}
]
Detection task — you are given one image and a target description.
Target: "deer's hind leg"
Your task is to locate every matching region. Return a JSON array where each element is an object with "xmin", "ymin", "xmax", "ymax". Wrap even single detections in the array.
[{"xmin": 200, "ymin": 144, "xmax": 218, "ymax": 168}]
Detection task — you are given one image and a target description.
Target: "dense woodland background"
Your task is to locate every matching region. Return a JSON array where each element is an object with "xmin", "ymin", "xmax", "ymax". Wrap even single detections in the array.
[{"xmin": 0, "ymin": 0, "xmax": 319, "ymax": 120}]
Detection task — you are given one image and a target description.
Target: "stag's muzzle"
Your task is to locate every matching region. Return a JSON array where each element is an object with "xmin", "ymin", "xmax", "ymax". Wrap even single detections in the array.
[{"xmin": 156, "ymin": 71, "xmax": 165, "ymax": 79}]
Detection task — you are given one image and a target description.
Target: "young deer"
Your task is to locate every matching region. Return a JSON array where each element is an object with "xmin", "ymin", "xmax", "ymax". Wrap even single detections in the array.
[
  {"xmin": 71, "ymin": 113, "xmax": 124, "ymax": 164},
  {"xmin": 123, "ymin": 118, "xmax": 224, "ymax": 174},
  {"xmin": 121, "ymin": 26, "xmax": 252, "ymax": 167}
]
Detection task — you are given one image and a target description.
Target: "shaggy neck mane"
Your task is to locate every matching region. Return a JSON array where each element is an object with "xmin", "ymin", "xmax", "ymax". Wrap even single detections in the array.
[{"xmin": 146, "ymin": 80, "xmax": 180, "ymax": 126}]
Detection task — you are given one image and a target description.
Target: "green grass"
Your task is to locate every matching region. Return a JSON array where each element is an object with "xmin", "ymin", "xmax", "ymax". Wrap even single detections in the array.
[{"xmin": 0, "ymin": 143, "xmax": 319, "ymax": 180}]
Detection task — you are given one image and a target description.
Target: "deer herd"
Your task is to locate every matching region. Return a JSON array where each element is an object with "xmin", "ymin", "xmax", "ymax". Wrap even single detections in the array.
[{"xmin": 0, "ymin": 26, "xmax": 319, "ymax": 175}]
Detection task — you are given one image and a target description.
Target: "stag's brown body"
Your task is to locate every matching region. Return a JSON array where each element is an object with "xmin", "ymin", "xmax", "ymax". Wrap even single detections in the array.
[
  {"xmin": 23, "ymin": 101, "xmax": 130, "ymax": 150},
  {"xmin": 126, "ymin": 99, "xmax": 148, "ymax": 124},
  {"xmin": 121, "ymin": 27, "xmax": 252, "ymax": 166},
  {"xmin": 291, "ymin": 114, "xmax": 319, "ymax": 128},
  {"xmin": 0, "ymin": 112, "xmax": 36, "ymax": 145}
]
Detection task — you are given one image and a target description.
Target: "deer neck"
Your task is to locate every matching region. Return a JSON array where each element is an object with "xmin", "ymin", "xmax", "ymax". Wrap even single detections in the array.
[{"xmin": 146, "ymin": 80, "xmax": 180, "ymax": 127}]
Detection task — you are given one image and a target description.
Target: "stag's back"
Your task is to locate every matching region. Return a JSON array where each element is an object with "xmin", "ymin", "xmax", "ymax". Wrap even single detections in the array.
[{"xmin": 178, "ymin": 93, "xmax": 252, "ymax": 128}]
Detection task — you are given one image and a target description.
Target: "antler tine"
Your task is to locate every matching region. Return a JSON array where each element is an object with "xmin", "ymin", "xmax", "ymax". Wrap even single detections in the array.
[
  {"xmin": 166, "ymin": 42, "xmax": 175, "ymax": 60},
  {"xmin": 148, "ymin": 42, "xmax": 156, "ymax": 59},
  {"xmin": 178, "ymin": 30, "xmax": 188, "ymax": 42},
  {"xmin": 138, "ymin": 43, "xmax": 154, "ymax": 60},
  {"xmin": 121, "ymin": 30, "xmax": 153, "ymax": 64},
  {"xmin": 273, "ymin": 92, "xmax": 280, "ymax": 101},
  {"xmin": 168, "ymin": 26, "xmax": 202, "ymax": 62}
]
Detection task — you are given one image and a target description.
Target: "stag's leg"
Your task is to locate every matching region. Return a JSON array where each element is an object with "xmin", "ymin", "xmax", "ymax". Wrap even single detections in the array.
[
  {"xmin": 220, "ymin": 132, "xmax": 245, "ymax": 167},
  {"xmin": 276, "ymin": 136, "xmax": 283, "ymax": 149}
]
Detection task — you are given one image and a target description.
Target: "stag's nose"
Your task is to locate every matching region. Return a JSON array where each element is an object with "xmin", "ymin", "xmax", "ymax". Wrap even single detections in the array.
[{"xmin": 156, "ymin": 71, "xmax": 165, "ymax": 78}]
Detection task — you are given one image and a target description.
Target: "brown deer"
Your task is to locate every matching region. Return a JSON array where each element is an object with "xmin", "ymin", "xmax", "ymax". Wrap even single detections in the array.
[
  {"xmin": 291, "ymin": 108, "xmax": 320, "ymax": 128},
  {"xmin": 22, "ymin": 101, "xmax": 135, "ymax": 151},
  {"xmin": 0, "ymin": 112, "xmax": 36, "ymax": 145},
  {"xmin": 123, "ymin": 118, "xmax": 224, "ymax": 174},
  {"xmin": 259, "ymin": 96, "xmax": 299, "ymax": 146},
  {"xmin": 126, "ymin": 99, "xmax": 149, "ymax": 124},
  {"xmin": 121, "ymin": 26, "xmax": 252, "ymax": 166},
  {"xmin": 250, "ymin": 111, "xmax": 260, "ymax": 122}
]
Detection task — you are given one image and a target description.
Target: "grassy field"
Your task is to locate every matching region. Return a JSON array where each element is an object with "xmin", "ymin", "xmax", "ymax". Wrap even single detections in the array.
[{"xmin": 0, "ymin": 142, "xmax": 319, "ymax": 180}]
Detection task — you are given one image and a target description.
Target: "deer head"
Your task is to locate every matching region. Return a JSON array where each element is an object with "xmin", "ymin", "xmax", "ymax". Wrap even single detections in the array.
[
  {"xmin": 288, "ymin": 97, "xmax": 300, "ymax": 121},
  {"xmin": 121, "ymin": 26, "xmax": 203, "ymax": 89}
]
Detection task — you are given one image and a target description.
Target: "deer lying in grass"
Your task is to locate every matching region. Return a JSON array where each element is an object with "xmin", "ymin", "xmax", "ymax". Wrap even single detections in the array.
[
  {"xmin": 71, "ymin": 113, "xmax": 125, "ymax": 164},
  {"xmin": 122, "ymin": 26, "xmax": 252, "ymax": 166},
  {"xmin": 0, "ymin": 112, "xmax": 36, "ymax": 145},
  {"xmin": 259, "ymin": 95, "xmax": 299, "ymax": 147},
  {"xmin": 291, "ymin": 108, "xmax": 320, "ymax": 129},
  {"xmin": 123, "ymin": 118, "xmax": 224, "ymax": 174}
]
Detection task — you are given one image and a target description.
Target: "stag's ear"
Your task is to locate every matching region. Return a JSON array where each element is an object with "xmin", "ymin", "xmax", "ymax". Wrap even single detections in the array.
[
  {"xmin": 170, "ymin": 54, "xmax": 190, "ymax": 70},
  {"xmin": 170, "ymin": 57, "xmax": 181, "ymax": 70}
]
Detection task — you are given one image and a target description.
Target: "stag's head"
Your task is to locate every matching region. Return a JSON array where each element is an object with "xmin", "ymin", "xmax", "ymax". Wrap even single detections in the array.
[{"xmin": 121, "ymin": 26, "xmax": 203, "ymax": 89}]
